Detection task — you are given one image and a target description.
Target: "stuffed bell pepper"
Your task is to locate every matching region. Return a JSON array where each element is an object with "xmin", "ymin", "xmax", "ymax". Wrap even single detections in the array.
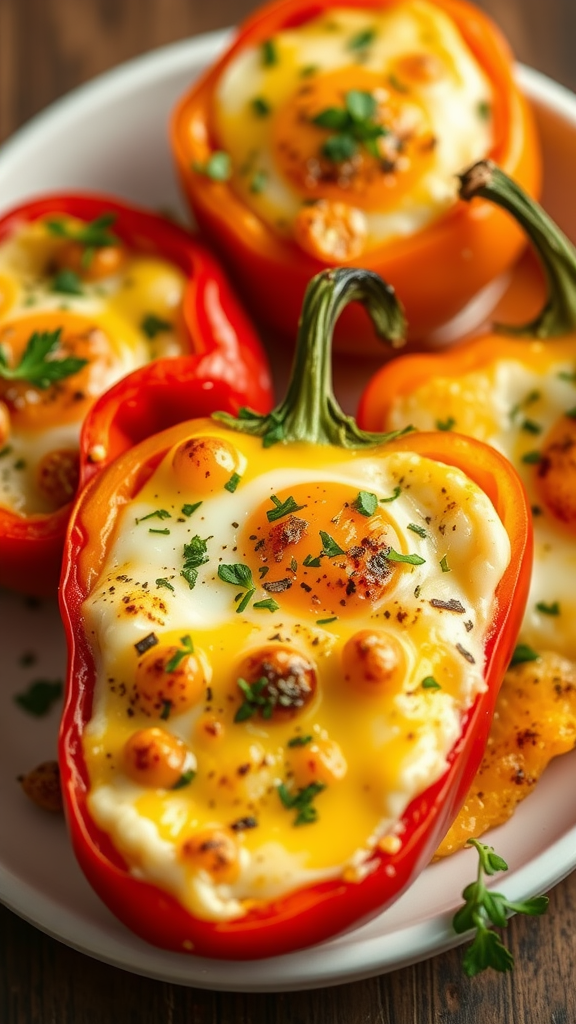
[
  {"xmin": 358, "ymin": 161, "xmax": 576, "ymax": 854},
  {"xmin": 0, "ymin": 194, "xmax": 272, "ymax": 596},
  {"xmin": 59, "ymin": 267, "xmax": 531, "ymax": 959},
  {"xmin": 171, "ymin": 0, "xmax": 540, "ymax": 353}
]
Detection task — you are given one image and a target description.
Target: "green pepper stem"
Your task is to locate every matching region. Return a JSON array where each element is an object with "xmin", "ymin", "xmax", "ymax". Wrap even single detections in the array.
[
  {"xmin": 215, "ymin": 267, "xmax": 408, "ymax": 448},
  {"xmin": 459, "ymin": 160, "xmax": 576, "ymax": 338}
]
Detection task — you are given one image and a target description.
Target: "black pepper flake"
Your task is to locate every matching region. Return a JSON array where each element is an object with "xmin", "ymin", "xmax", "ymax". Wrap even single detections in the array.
[
  {"xmin": 263, "ymin": 578, "xmax": 292, "ymax": 593},
  {"xmin": 430, "ymin": 598, "xmax": 466, "ymax": 613},
  {"xmin": 300, "ymin": 582, "xmax": 312, "ymax": 593},
  {"xmin": 456, "ymin": 643, "xmax": 475, "ymax": 664},
  {"xmin": 230, "ymin": 816, "xmax": 258, "ymax": 831},
  {"xmin": 134, "ymin": 632, "xmax": 159, "ymax": 655}
]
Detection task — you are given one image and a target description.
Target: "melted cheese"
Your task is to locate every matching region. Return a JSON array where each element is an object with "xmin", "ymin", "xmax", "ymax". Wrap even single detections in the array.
[
  {"xmin": 81, "ymin": 429, "xmax": 510, "ymax": 922},
  {"xmin": 213, "ymin": 0, "xmax": 493, "ymax": 254},
  {"xmin": 386, "ymin": 352, "xmax": 576, "ymax": 660},
  {"xmin": 0, "ymin": 216, "xmax": 187, "ymax": 515}
]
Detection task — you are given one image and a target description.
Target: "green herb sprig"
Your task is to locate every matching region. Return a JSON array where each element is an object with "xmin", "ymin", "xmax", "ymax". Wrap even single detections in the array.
[
  {"xmin": 453, "ymin": 839, "xmax": 548, "ymax": 976},
  {"xmin": 312, "ymin": 89, "xmax": 388, "ymax": 163},
  {"xmin": 46, "ymin": 212, "xmax": 119, "ymax": 268},
  {"xmin": 0, "ymin": 328, "xmax": 88, "ymax": 389},
  {"xmin": 277, "ymin": 781, "xmax": 326, "ymax": 825}
]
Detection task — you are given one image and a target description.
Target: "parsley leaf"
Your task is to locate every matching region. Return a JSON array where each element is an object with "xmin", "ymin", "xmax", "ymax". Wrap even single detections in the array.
[
  {"xmin": 352, "ymin": 491, "xmax": 378, "ymax": 517},
  {"xmin": 386, "ymin": 548, "xmax": 426, "ymax": 566},
  {"xmin": 266, "ymin": 494, "xmax": 307, "ymax": 522},
  {"xmin": 277, "ymin": 781, "xmax": 326, "ymax": 825},
  {"xmin": 45, "ymin": 212, "xmax": 119, "ymax": 260},
  {"xmin": 141, "ymin": 314, "xmax": 172, "ymax": 338},
  {"xmin": 509, "ymin": 643, "xmax": 540, "ymax": 667},
  {"xmin": 181, "ymin": 535, "xmax": 210, "ymax": 589},
  {"xmin": 453, "ymin": 839, "xmax": 548, "ymax": 977},
  {"xmin": 165, "ymin": 635, "xmax": 194, "ymax": 672},
  {"xmin": 253, "ymin": 597, "xmax": 280, "ymax": 612},
  {"xmin": 14, "ymin": 679, "xmax": 63, "ymax": 716},
  {"xmin": 319, "ymin": 531, "xmax": 345, "ymax": 557},
  {"xmin": 218, "ymin": 563, "xmax": 254, "ymax": 589},
  {"xmin": 0, "ymin": 328, "xmax": 87, "ymax": 389},
  {"xmin": 52, "ymin": 269, "xmax": 84, "ymax": 295}
]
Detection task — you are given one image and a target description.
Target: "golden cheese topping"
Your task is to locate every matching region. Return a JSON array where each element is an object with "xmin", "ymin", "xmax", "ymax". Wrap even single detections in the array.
[
  {"xmin": 385, "ymin": 351, "xmax": 576, "ymax": 662},
  {"xmin": 0, "ymin": 215, "xmax": 187, "ymax": 515},
  {"xmin": 212, "ymin": 0, "xmax": 493, "ymax": 259},
  {"xmin": 81, "ymin": 427, "xmax": 510, "ymax": 922}
]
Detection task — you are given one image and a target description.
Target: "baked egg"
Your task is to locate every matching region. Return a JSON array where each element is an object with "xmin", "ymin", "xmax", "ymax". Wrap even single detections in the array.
[{"xmin": 81, "ymin": 426, "xmax": 511, "ymax": 922}]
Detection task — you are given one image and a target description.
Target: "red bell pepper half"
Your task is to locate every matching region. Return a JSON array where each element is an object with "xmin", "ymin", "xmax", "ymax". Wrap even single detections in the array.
[
  {"xmin": 59, "ymin": 267, "xmax": 531, "ymax": 959},
  {"xmin": 0, "ymin": 194, "xmax": 273, "ymax": 596}
]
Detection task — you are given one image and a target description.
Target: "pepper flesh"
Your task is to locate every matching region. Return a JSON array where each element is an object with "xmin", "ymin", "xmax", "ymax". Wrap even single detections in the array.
[
  {"xmin": 171, "ymin": 0, "xmax": 541, "ymax": 354},
  {"xmin": 59, "ymin": 267, "xmax": 531, "ymax": 959},
  {"xmin": 0, "ymin": 194, "xmax": 272, "ymax": 596}
]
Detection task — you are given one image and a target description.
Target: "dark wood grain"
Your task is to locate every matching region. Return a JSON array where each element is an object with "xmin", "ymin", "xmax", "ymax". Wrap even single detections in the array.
[{"xmin": 1, "ymin": 1, "xmax": 575, "ymax": 1021}]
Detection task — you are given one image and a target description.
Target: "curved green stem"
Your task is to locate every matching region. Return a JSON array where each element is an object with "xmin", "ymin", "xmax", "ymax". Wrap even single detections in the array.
[
  {"xmin": 215, "ymin": 267, "xmax": 409, "ymax": 448},
  {"xmin": 459, "ymin": 160, "xmax": 576, "ymax": 338}
]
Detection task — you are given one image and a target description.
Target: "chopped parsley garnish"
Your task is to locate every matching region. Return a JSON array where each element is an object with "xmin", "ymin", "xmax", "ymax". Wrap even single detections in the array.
[
  {"xmin": 313, "ymin": 89, "xmax": 388, "ymax": 163},
  {"xmin": 149, "ymin": 527, "xmax": 170, "ymax": 535},
  {"xmin": 277, "ymin": 781, "xmax": 326, "ymax": 826},
  {"xmin": 141, "ymin": 314, "xmax": 172, "ymax": 338},
  {"xmin": 261, "ymin": 38, "xmax": 278, "ymax": 66},
  {"xmin": 453, "ymin": 839, "xmax": 548, "ymax": 976},
  {"xmin": 0, "ymin": 328, "xmax": 88, "ymax": 389},
  {"xmin": 134, "ymin": 633, "xmax": 159, "ymax": 656},
  {"xmin": 300, "ymin": 64, "xmax": 318, "ymax": 77},
  {"xmin": 347, "ymin": 27, "xmax": 376, "ymax": 51},
  {"xmin": 251, "ymin": 96, "xmax": 271, "ymax": 117},
  {"xmin": 477, "ymin": 100, "xmax": 491, "ymax": 120},
  {"xmin": 521, "ymin": 418, "xmax": 542, "ymax": 434},
  {"xmin": 521, "ymin": 450, "xmax": 542, "ymax": 464},
  {"xmin": 303, "ymin": 554, "xmax": 322, "ymax": 568},
  {"xmin": 316, "ymin": 616, "xmax": 338, "ymax": 625},
  {"xmin": 258, "ymin": 566, "xmax": 270, "ymax": 578},
  {"xmin": 224, "ymin": 472, "xmax": 242, "ymax": 493},
  {"xmin": 14, "ymin": 679, "xmax": 62, "ymax": 716},
  {"xmin": 287, "ymin": 735, "xmax": 313, "ymax": 747},
  {"xmin": 250, "ymin": 170, "xmax": 268, "ymax": 194},
  {"xmin": 234, "ymin": 676, "xmax": 273, "ymax": 721},
  {"xmin": 14, "ymin": 458, "xmax": 26, "ymax": 470},
  {"xmin": 439, "ymin": 555, "xmax": 451, "ymax": 573},
  {"xmin": 160, "ymin": 700, "xmax": 172, "ymax": 720},
  {"xmin": 136, "ymin": 508, "xmax": 171, "ymax": 524},
  {"xmin": 386, "ymin": 548, "xmax": 425, "ymax": 566},
  {"xmin": 253, "ymin": 598, "xmax": 280, "ymax": 612},
  {"xmin": 266, "ymin": 494, "xmax": 307, "ymax": 522},
  {"xmin": 319, "ymin": 531, "xmax": 345, "ymax": 558},
  {"xmin": 193, "ymin": 151, "xmax": 232, "ymax": 181},
  {"xmin": 155, "ymin": 578, "xmax": 175, "ymax": 592},
  {"xmin": 509, "ymin": 643, "xmax": 540, "ymax": 667},
  {"xmin": 435, "ymin": 416, "xmax": 456, "ymax": 431},
  {"xmin": 165, "ymin": 635, "xmax": 194, "ymax": 672},
  {"xmin": 181, "ymin": 535, "xmax": 210, "ymax": 589},
  {"xmin": 421, "ymin": 676, "xmax": 441, "ymax": 690},
  {"xmin": 218, "ymin": 563, "xmax": 254, "ymax": 589},
  {"xmin": 407, "ymin": 522, "xmax": 427, "ymax": 538},
  {"xmin": 236, "ymin": 589, "xmax": 256, "ymax": 613},
  {"xmin": 45, "ymin": 212, "xmax": 119, "ymax": 267},
  {"xmin": 171, "ymin": 769, "xmax": 196, "ymax": 790},
  {"xmin": 536, "ymin": 600, "xmax": 560, "ymax": 616},
  {"xmin": 52, "ymin": 269, "xmax": 84, "ymax": 295},
  {"xmin": 181, "ymin": 501, "xmax": 202, "ymax": 517},
  {"xmin": 352, "ymin": 490, "xmax": 378, "ymax": 517},
  {"xmin": 558, "ymin": 369, "xmax": 576, "ymax": 383},
  {"xmin": 380, "ymin": 486, "xmax": 401, "ymax": 503}
]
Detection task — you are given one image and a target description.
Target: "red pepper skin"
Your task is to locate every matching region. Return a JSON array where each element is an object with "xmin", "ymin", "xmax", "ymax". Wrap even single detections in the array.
[
  {"xmin": 59, "ymin": 421, "xmax": 532, "ymax": 960},
  {"xmin": 0, "ymin": 195, "xmax": 273, "ymax": 597},
  {"xmin": 171, "ymin": 0, "xmax": 541, "ymax": 354}
]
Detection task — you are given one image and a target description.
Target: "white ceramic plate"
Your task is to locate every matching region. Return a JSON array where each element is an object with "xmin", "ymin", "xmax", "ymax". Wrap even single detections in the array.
[{"xmin": 1, "ymin": 32, "xmax": 576, "ymax": 993}]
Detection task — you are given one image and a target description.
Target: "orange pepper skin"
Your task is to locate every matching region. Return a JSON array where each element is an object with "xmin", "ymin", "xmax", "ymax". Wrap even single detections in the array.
[
  {"xmin": 0, "ymin": 195, "xmax": 273, "ymax": 597},
  {"xmin": 171, "ymin": 0, "xmax": 541, "ymax": 355},
  {"xmin": 59, "ymin": 420, "xmax": 531, "ymax": 960}
]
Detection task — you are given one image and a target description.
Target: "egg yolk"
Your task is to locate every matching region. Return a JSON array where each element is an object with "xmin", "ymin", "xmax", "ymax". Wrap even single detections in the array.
[
  {"xmin": 133, "ymin": 643, "xmax": 208, "ymax": 718},
  {"xmin": 341, "ymin": 628, "xmax": 406, "ymax": 694},
  {"xmin": 234, "ymin": 644, "xmax": 317, "ymax": 722},
  {"xmin": 0, "ymin": 311, "xmax": 119, "ymax": 431},
  {"xmin": 171, "ymin": 435, "xmax": 242, "ymax": 495},
  {"xmin": 123, "ymin": 727, "xmax": 191, "ymax": 788},
  {"xmin": 273, "ymin": 66, "xmax": 436, "ymax": 211},
  {"xmin": 239, "ymin": 480, "xmax": 405, "ymax": 618},
  {"xmin": 536, "ymin": 413, "xmax": 576, "ymax": 531}
]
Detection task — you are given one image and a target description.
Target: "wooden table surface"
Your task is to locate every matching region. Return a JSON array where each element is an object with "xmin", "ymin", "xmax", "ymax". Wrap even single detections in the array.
[{"xmin": 1, "ymin": 1, "xmax": 575, "ymax": 1022}]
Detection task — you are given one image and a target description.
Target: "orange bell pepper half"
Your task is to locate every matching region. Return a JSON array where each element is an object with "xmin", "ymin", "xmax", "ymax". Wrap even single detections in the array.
[
  {"xmin": 171, "ymin": 0, "xmax": 541, "ymax": 354},
  {"xmin": 59, "ymin": 267, "xmax": 531, "ymax": 959}
]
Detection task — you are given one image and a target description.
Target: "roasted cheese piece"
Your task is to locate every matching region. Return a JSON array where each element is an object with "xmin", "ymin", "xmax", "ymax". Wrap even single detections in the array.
[
  {"xmin": 0, "ymin": 214, "xmax": 187, "ymax": 516},
  {"xmin": 81, "ymin": 427, "xmax": 511, "ymax": 922}
]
